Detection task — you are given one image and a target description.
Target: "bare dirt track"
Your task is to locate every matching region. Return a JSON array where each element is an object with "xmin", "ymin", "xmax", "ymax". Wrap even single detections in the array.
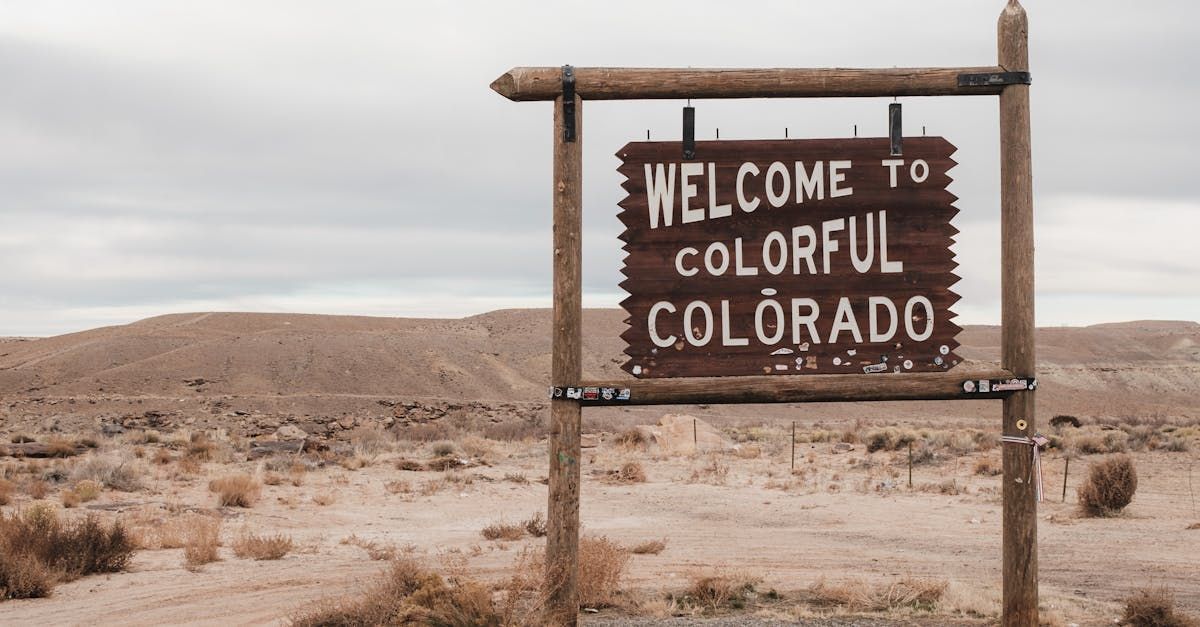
[{"xmin": 0, "ymin": 310, "xmax": 1198, "ymax": 625}]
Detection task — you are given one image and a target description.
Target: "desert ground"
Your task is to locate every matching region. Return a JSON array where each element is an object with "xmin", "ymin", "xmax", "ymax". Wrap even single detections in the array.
[{"xmin": 0, "ymin": 310, "xmax": 1197, "ymax": 626}]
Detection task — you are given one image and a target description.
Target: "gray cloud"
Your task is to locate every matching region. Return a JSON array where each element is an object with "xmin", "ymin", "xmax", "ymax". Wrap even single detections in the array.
[{"xmin": 1, "ymin": 0, "xmax": 1198, "ymax": 335}]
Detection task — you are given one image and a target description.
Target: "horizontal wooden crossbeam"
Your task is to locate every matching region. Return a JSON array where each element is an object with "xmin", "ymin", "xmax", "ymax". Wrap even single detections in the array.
[
  {"xmin": 575, "ymin": 367, "xmax": 1014, "ymax": 406},
  {"xmin": 490, "ymin": 66, "xmax": 1010, "ymax": 101}
]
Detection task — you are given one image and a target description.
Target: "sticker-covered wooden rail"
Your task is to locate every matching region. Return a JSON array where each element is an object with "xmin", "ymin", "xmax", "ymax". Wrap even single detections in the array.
[
  {"xmin": 576, "ymin": 367, "xmax": 1015, "ymax": 406},
  {"xmin": 490, "ymin": 66, "xmax": 1010, "ymax": 101}
]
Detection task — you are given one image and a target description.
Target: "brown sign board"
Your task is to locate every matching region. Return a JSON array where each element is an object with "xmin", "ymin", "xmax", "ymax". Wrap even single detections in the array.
[{"xmin": 617, "ymin": 137, "xmax": 961, "ymax": 378}]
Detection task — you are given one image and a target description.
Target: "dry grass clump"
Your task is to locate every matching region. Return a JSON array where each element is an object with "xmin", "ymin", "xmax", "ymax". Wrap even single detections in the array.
[
  {"xmin": 341, "ymin": 535, "xmax": 399, "ymax": 561},
  {"xmin": 430, "ymin": 440, "xmax": 457, "ymax": 457},
  {"xmin": 611, "ymin": 461, "xmax": 646, "ymax": 484},
  {"xmin": 0, "ymin": 479, "xmax": 13, "ymax": 506},
  {"xmin": 291, "ymin": 557, "xmax": 508, "ymax": 626},
  {"xmin": 679, "ymin": 570, "xmax": 761, "ymax": 611},
  {"xmin": 481, "ymin": 520, "xmax": 526, "ymax": 542},
  {"xmin": 1078, "ymin": 454, "xmax": 1138, "ymax": 517},
  {"xmin": 312, "ymin": 492, "xmax": 337, "ymax": 506},
  {"xmin": 184, "ymin": 432, "xmax": 218, "ymax": 461},
  {"xmin": 865, "ymin": 428, "xmax": 918, "ymax": 453},
  {"xmin": 183, "ymin": 516, "xmax": 222, "ymax": 568},
  {"xmin": 973, "ymin": 456, "xmax": 1002, "ymax": 476},
  {"xmin": 0, "ymin": 504, "xmax": 136, "ymax": 599},
  {"xmin": 522, "ymin": 512, "xmax": 547, "ymax": 538},
  {"xmin": 616, "ymin": 428, "xmax": 647, "ymax": 449},
  {"xmin": 232, "ymin": 532, "xmax": 294, "ymax": 560},
  {"xmin": 45, "ymin": 437, "xmax": 81, "ymax": 458},
  {"xmin": 503, "ymin": 472, "xmax": 529, "ymax": 485},
  {"xmin": 577, "ymin": 535, "xmax": 630, "ymax": 609},
  {"xmin": 24, "ymin": 479, "xmax": 50, "ymax": 500},
  {"xmin": 71, "ymin": 455, "xmax": 144, "ymax": 492},
  {"xmin": 1122, "ymin": 586, "xmax": 1199, "ymax": 627},
  {"xmin": 809, "ymin": 576, "xmax": 948, "ymax": 612},
  {"xmin": 628, "ymin": 539, "xmax": 667, "ymax": 555},
  {"xmin": 208, "ymin": 474, "xmax": 261, "ymax": 507}
]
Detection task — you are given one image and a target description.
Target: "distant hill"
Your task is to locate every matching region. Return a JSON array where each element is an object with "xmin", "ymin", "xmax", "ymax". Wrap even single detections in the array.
[{"xmin": 1, "ymin": 311, "xmax": 1197, "ymax": 425}]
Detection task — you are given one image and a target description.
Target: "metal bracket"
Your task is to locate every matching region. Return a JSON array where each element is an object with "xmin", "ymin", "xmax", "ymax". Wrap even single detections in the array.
[
  {"xmin": 960, "ymin": 377, "xmax": 1037, "ymax": 395},
  {"xmin": 682, "ymin": 105, "xmax": 695, "ymax": 159},
  {"xmin": 957, "ymin": 71, "xmax": 1031, "ymax": 87},
  {"xmin": 888, "ymin": 102, "xmax": 902, "ymax": 156},
  {"xmin": 561, "ymin": 65, "xmax": 576, "ymax": 142}
]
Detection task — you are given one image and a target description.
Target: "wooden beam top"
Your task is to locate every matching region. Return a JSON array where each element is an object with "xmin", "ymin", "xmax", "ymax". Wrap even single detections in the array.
[{"xmin": 490, "ymin": 66, "xmax": 1009, "ymax": 102}]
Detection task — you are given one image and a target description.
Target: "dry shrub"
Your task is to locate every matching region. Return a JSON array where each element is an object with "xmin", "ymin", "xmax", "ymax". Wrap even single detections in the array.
[
  {"xmin": 385, "ymin": 480, "xmax": 413, "ymax": 495},
  {"xmin": 577, "ymin": 535, "xmax": 630, "ymax": 608},
  {"xmin": 0, "ymin": 479, "xmax": 13, "ymax": 506},
  {"xmin": 183, "ymin": 517, "xmax": 221, "ymax": 568},
  {"xmin": 74, "ymin": 480, "xmax": 101, "ymax": 502},
  {"xmin": 45, "ymin": 437, "xmax": 80, "ymax": 458},
  {"xmin": 341, "ymin": 535, "xmax": 399, "ymax": 561},
  {"xmin": 682, "ymin": 570, "xmax": 759, "ymax": 610},
  {"xmin": 152, "ymin": 448, "xmax": 173, "ymax": 465},
  {"xmin": 262, "ymin": 472, "xmax": 283, "ymax": 486},
  {"xmin": 24, "ymin": 480, "xmax": 50, "ymax": 500},
  {"xmin": 282, "ymin": 462, "xmax": 306, "ymax": 486},
  {"xmin": 61, "ymin": 490, "xmax": 81, "ymax": 508},
  {"xmin": 1122, "ymin": 586, "xmax": 1199, "ymax": 627},
  {"xmin": 612, "ymin": 462, "xmax": 646, "ymax": 484},
  {"xmin": 522, "ymin": 512, "xmax": 546, "ymax": 538},
  {"xmin": 503, "ymin": 473, "xmax": 529, "ymax": 485},
  {"xmin": 973, "ymin": 457, "xmax": 1002, "ymax": 476},
  {"xmin": 629, "ymin": 539, "xmax": 667, "ymax": 555},
  {"xmin": 0, "ymin": 505, "xmax": 135, "ymax": 599},
  {"xmin": 481, "ymin": 521, "xmax": 525, "ymax": 542},
  {"xmin": 175, "ymin": 456, "xmax": 202, "ymax": 475},
  {"xmin": 291, "ymin": 557, "xmax": 507, "ymax": 626},
  {"xmin": 395, "ymin": 458, "xmax": 424, "ymax": 472},
  {"xmin": 809, "ymin": 576, "xmax": 947, "ymax": 612},
  {"xmin": 71, "ymin": 456, "xmax": 144, "ymax": 492},
  {"xmin": 430, "ymin": 441, "xmax": 457, "ymax": 457},
  {"xmin": 1078, "ymin": 454, "xmax": 1138, "ymax": 517},
  {"xmin": 616, "ymin": 428, "xmax": 647, "ymax": 449},
  {"xmin": 185, "ymin": 432, "xmax": 218, "ymax": 461},
  {"xmin": 312, "ymin": 492, "xmax": 336, "ymax": 506},
  {"xmin": 865, "ymin": 428, "xmax": 917, "ymax": 453},
  {"xmin": 208, "ymin": 474, "xmax": 261, "ymax": 508},
  {"xmin": 232, "ymin": 532, "xmax": 293, "ymax": 560}
]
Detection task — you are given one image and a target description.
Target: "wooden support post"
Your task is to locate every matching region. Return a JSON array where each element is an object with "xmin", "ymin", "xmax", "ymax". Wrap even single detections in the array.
[
  {"xmin": 998, "ymin": 2, "xmax": 1037, "ymax": 625},
  {"xmin": 546, "ymin": 90, "xmax": 583, "ymax": 626}
]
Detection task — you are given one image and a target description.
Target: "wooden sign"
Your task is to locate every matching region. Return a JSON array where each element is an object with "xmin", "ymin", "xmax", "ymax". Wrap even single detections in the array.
[{"xmin": 617, "ymin": 137, "xmax": 961, "ymax": 378}]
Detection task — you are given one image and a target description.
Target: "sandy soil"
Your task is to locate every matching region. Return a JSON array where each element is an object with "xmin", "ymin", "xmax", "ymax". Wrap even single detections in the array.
[{"xmin": 1, "ymin": 422, "xmax": 1196, "ymax": 626}]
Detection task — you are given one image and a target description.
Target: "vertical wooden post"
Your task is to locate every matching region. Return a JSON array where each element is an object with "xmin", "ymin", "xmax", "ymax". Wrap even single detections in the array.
[
  {"xmin": 998, "ymin": 2, "xmax": 1036, "ymax": 625},
  {"xmin": 546, "ymin": 90, "xmax": 583, "ymax": 626}
]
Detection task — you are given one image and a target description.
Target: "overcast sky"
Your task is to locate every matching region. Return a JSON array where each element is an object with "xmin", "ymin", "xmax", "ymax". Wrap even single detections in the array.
[{"xmin": 2, "ymin": 1, "xmax": 1197, "ymax": 336}]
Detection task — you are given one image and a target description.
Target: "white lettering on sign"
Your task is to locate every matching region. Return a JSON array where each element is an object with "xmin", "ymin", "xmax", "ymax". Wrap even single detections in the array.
[
  {"xmin": 646, "ymin": 295, "xmax": 938, "ymax": 349},
  {"xmin": 670, "ymin": 211, "xmax": 907, "ymax": 278},
  {"xmin": 646, "ymin": 160, "xmax": 862, "ymax": 229}
]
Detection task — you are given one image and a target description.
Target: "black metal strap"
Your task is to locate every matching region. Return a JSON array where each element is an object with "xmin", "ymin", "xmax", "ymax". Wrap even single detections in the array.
[
  {"xmin": 562, "ymin": 65, "xmax": 576, "ymax": 142},
  {"xmin": 682, "ymin": 105, "xmax": 695, "ymax": 159},
  {"xmin": 888, "ymin": 102, "xmax": 902, "ymax": 156},
  {"xmin": 957, "ymin": 71, "xmax": 1031, "ymax": 87}
]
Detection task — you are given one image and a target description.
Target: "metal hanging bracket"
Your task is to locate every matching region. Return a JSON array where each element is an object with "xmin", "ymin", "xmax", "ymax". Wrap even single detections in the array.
[
  {"xmin": 682, "ymin": 105, "xmax": 695, "ymax": 159},
  {"xmin": 888, "ymin": 102, "xmax": 902, "ymax": 156},
  {"xmin": 562, "ymin": 65, "xmax": 576, "ymax": 142},
  {"xmin": 957, "ymin": 71, "xmax": 1031, "ymax": 87}
]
